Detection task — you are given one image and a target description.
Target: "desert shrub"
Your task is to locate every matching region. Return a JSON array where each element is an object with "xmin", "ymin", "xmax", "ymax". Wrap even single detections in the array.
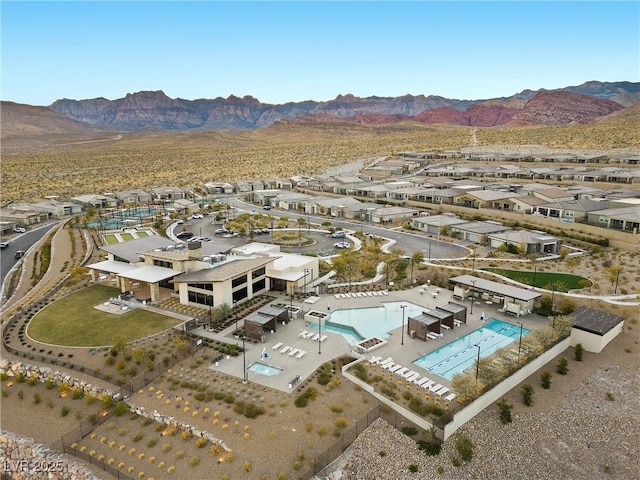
[
  {"xmin": 521, "ymin": 384, "xmax": 534, "ymax": 406},
  {"xmin": 334, "ymin": 416, "xmax": 347, "ymax": 429},
  {"xmin": 330, "ymin": 404, "xmax": 343, "ymax": 413},
  {"xmin": 401, "ymin": 426, "xmax": 418, "ymax": 436},
  {"xmin": 497, "ymin": 398, "xmax": 513, "ymax": 424},
  {"xmin": 189, "ymin": 456, "xmax": 200, "ymax": 467},
  {"xmin": 61, "ymin": 405, "xmax": 70, "ymax": 417},
  {"xmin": 162, "ymin": 443, "xmax": 172, "ymax": 453},
  {"xmin": 540, "ymin": 370, "xmax": 552, "ymax": 389},
  {"xmin": 417, "ymin": 439, "xmax": 441, "ymax": 456},
  {"xmin": 113, "ymin": 401, "xmax": 129, "ymax": 416},
  {"xmin": 32, "ymin": 393, "xmax": 41, "ymax": 404},
  {"xmin": 556, "ymin": 358, "xmax": 569, "ymax": 375},
  {"xmin": 455, "ymin": 436, "xmax": 474, "ymax": 462},
  {"xmin": 295, "ymin": 387, "xmax": 318, "ymax": 408},
  {"xmin": 408, "ymin": 463, "xmax": 419, "ymax": 473},
  {"xmin": 195, "ymin": 437, "xmax": 208, "ymax": 448},
  {"xmin": 574, "ymin": 343, "xmax": 584, "ymax": 361}
]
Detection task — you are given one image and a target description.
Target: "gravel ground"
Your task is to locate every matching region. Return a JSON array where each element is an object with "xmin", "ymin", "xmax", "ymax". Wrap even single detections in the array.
[{"xmin": 330, "ymin": 331, "xmax": 640, "ymax": 480}]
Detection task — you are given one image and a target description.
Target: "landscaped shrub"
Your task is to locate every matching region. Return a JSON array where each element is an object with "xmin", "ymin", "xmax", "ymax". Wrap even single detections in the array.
[
  {"xmin": 574, "ymin": 343, "xmax": 584, "ymax": 361},
  {"xmin": 61, "ymin": 405, "xmax": 70, "ymax": 417},
  {"xmin": 556, "ymin": 358, "xmax": 569, "ymax": 375},
  {"xmin": 113, "ymin": 401, "xmax": 129, "ymax": 416},
  {"xmin": 417, "ymin": 439, "xmax": 441, "ymax": 456},
  {"xmin": 521, "ymin": 384, "xmax": 534, "ymax": 406},
  {"xmin": 294, "ymin": 387, "xmax": 318, "ymax": 408},
  {"xmin": 408, "ymin": 463, "xmax": 418, "ymax": 473},
  {"xmin": 540, "ymin": 371, "xmax": 552, "ymax": 389},
  {"xmin": 132, "ymin": 432, "xmax": 143, "ymax": 442},
  {"xmin": 455, "ymin": 436, "xmax": 474, "ymax": 462},
  {"xmin": 401, "ymin": 426, "xmax": 418, "ymax": 436}
]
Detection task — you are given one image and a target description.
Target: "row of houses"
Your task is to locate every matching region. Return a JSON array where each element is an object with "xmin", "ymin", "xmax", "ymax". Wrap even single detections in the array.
[{"xmin": 398, "ymin": 150, "xmax": 640, "ymax": 165}]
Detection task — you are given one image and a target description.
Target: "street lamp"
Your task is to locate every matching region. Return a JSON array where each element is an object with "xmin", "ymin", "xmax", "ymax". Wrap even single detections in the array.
[
  {"xmin": 400, "ymin": 305, "xmax": 407, "ymax": 346},
  {"xmin": 472, "ymin": 248, "xmax": 476, "ymax": 272},
  {"xmin": 470, "ymin": 280, "xmax": 477, "ymax": 316},
  {"xmin": 318, "ymin": 315, "xmax": 322, "ymax": 354},
  {"xmin": 241, "ymin": 333, "xmax": 248, "ymax": 384},
  {"xmin": 304, "ymin": 268, "xmax": 310, "ymax": 295},
  {"xmin": 550, "ymin": 283, "xmax": 556, "ymax": 329},
  {"xmin": 474, "ymin": 344, "xmax": 481, "ymax": 387},
  {"xmin": 234, "ymin": 300, "xmax": 238, "ymax": 336},
  {"xmin": 517, "ymin": 322, "xmax": 524, "ymax": 363}
]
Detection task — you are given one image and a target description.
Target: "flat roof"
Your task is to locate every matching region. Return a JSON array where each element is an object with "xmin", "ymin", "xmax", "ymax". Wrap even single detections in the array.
[
  {"xmin": 440, "ymin": 302, "xmax": 466, "ymax": 314},
  {"xmin": 246, "ymin": 312, "xmax": 275, "ymax": 325},
  {"xmin": 101, "ymin": 236, "xmax": 176, "ymax": 263},
  {"xmin": 571, "ymin": 307, "xmax": 624, "ymax": 336},
  {"xmin": 450, "ymin": 275, "xmax": 541, "ymax": 302},
  {"xmin": 172, "ymin": 257, "xmax": 275, "ymax": 283},
  {"xmin": 119, "ymin": 265, "xmax": 179, "ymax": 283},
  {"xmin": 408, "ymin": 312, "xmax": 440, "ymax": 325},
  {"xmin": 258, "ymin": 305, "xmax": 288, "ymax": 317},
  {"xmin": 87, "ymin": 260, "xmax": 137, "ymax": 275}
]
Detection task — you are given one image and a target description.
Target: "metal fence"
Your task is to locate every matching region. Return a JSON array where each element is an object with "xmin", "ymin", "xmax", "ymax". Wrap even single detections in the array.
[{"xmin": 64, "ymin": 447, "xmax": 134, "ymax": 480}]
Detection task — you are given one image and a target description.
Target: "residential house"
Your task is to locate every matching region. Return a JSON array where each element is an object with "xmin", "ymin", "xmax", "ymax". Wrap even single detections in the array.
[
  {"xmin": 411, "ymin": 214, "xmax": 468, "ymax": 235},
  {"xmin": 370, "ymin": 206, "xmax": 421, "ymax": 224},
  {"xmin": 533, "ymin": 199, "xmax": 608, "ymax": 223},
  {"xmin": 113, "ymin": 190, "xmax": 153, "ymax": 205},
  {"xmin": 586, "ymin": 206, "xmax": 640, "ymax": 234},
  {"xmin": 152, "ymin": 187, "xmax": 186, "ymax": 200},
  {"xmin": 205, "ymin": 182, "xmax": 234, "ymax": 194},
  {"xmin": 449, "ymin": 221, "xmax": 511, "ymax": 245},
  {"xmin": 71, "ymin": 194, "xmax": 117, "ymax": 209},
  {"xmin": 532, "ymin": 188, "xmax": 575, "ymax": 203},
  {"xmin": 488, "ymin": 230, "xmax": 561, "ymax": 254}
]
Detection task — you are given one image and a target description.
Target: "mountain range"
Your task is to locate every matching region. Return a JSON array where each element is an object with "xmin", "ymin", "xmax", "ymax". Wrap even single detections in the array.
[{"xmin": 7, "ymin": 81, "xmax": 640, "ymax": 133}]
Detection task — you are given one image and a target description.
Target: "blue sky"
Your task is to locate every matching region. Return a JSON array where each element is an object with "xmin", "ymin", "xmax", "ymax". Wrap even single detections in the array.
[{"xmin": 2, "ymin": 1, "xmax": 638, "ymax": 106}]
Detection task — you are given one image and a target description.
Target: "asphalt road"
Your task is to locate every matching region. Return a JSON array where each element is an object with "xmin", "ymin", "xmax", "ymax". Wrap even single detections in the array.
[
  {"xmin": 0, "ymin": 223, "xmax": 58, "ymax": 283},
  {"xmin": 221, "ymin": 196, "xmax": 468, "ymax": 259}
]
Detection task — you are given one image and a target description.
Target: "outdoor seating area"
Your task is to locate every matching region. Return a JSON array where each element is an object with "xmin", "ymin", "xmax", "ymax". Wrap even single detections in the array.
[
  {"xmin": 275, "ymin": 343, "xmax": 307, "ymax": 359},
  {"xmin": 334, "ymin": 290, "xmax": 388, "ymax": 299},
  {"xmin": 369, "ymin": 356, "xmax": 456, "ymax": 404}
]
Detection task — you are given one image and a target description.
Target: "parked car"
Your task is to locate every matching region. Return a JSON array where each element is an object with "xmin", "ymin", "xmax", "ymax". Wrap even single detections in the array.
[
  {"xmin": 176, "ymin": 231, "xmax": 194, "ymax": 239},
  {"xmin": 331, "ymin": 231, "xmax": 346, "ymax": 238},
  {"xmin": 13, "ymin": 226, "xmax": 26, "ymax": 233},
  {"xmin": 191, "ymin": 214, "xmax": 204, "ymax": 219},
  {"xmin": 215, "ymin": 228, "xmax": 227, "ymax": 235},
  {"xmin": 334, "ymin": 242, "xmax": 350, "ymax": 249},
  {"xmin": 0, "ymin": 241, "xmax": 9, "ymax": 249},
  {"xmin": 14, "ymin": 250, "xmax": 26, "ymax": 259},
  {"xmin": 263, "ymin": 205, "xmax": 271, "ymax": 210}
]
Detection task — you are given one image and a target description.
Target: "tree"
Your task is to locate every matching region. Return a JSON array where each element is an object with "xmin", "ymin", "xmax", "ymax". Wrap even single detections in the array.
[
  {"xmin": 607, "ymin": 265, "xmax": 622, "ymax": 293},
  {"xmin": 451, "ymin": 372, "xmax": 480, "ymax": 403},
  {"xmin": 477, "ymin": 356, "xmax": 506, "ymax": 387},
  {"xmin": 540, "ymin": 370, "xmax": 552, "ymax": 389},
  {"xmin": 565, "ymin": 256, "xmax": 581, "ymax": 272},
  {"xmin": 410, "ymin": 251, "xmax": 425, "ymax": 284}
]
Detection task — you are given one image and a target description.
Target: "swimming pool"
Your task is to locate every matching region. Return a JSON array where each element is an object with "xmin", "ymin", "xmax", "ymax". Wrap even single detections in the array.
[
  {"xmin": 413, "ymin": 319, "xmax": 530, "ymax": 381},
  {"xmin": 308, "ymin": 302, "xmax": 427, "ymax": 344},
  {"xmin": 248, "ymin": 361, "xmax": 283, "ymax": 377}
]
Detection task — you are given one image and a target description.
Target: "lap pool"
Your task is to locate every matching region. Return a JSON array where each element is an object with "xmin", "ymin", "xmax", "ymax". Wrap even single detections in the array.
[
  {"xmin": 307, "ymin": 302, "xmax": 427, "ymax": 344},
  {"xmin": 413, "ymin": 319, "xmax": 530, "ymax": 381}
]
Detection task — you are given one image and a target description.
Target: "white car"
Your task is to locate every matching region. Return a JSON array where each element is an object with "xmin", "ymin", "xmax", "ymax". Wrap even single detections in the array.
[
  {"xmin": 334, "ymin": 242, "xmax": 350, "ymax": 249},
  {"xmin": 191, "ymin": 214, "xmax": 204, "ymax": 219}
]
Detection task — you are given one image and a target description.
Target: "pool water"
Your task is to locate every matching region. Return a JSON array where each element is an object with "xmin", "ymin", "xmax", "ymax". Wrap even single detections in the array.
[
  {"xmin": 413, "ymin": 319, "xmax": 530, "ymax": 381},
  {"xmin": 308, "ymin": 302, "xmax": 427, "ymax": 344},
  {"xmin": 248, "ymin": 362, "xmax": 283, "ymax": 377}
]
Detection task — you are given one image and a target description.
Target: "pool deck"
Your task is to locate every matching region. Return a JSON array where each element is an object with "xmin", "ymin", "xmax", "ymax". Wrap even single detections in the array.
[{"xmin": 199, "ymin": 284, "xmax": 547, "ymax": 393}]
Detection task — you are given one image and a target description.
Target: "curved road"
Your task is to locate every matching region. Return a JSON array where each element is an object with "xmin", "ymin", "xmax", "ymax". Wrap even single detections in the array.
[
  {"xmin": 0, "ymin": 223, "xmax": 59, "ymax": 282},
  {"xmin": 223, "ymin": 196, "xmax": 468, "ymax": 260}
]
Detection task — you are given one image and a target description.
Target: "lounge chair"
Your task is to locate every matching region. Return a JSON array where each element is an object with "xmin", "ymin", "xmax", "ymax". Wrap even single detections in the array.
[
  {"xmin": 370, "ymin": 355, "xmax": 382, "ymax": 364},
  {"xmin": 319, "ymin": 335, "xmax": 328, "ymax": 342},
  {"xmin": 389, "ymin": 364, "xmax": 402, "ymax": 373},
  {"xmin": 334, "ymin": 294, "xmax": 341, "ymax": 299},
  {"xmin": 381, "ymin": 290, "xmax": 388, "ymax": 295},
  {"xmin": 444, "ymin": 393, "xmax": 457, "ymax": 402},
  {"xmin": 296, "ymin": 350, "xmax": 306, "ymax": 359},
  {"xmin": 272, "ymin": 342, "xmax": 283, "ymax": 350},
  {"xmin": 378, "ymin": 357, "xmax": 393, "ymax": 366},
  {"xmin": 402, "ymin": 369, "xmax": 417, "ymax": 379},
  {"xmin": 406, "ymin": 373, "xmax": 420, "ymax": 382},
  {"xmin": 396, "ymin": 367, "xmax": 409, "ymax": 376},
  {"xmin": 435, "ymin": 387, "xmax": 450, "ymax": 397},
  {"xmin": 304, "ymin": 331, "xmax": 315, "ymax": 339},
  {"xmin": 414, "ymin": 377, "xmax": 429, "ymax": 387},
  {"xmin": 382, "ymin": 362, "xmax": 396, "ymax": 370},
  {"xmin": 427, "ymin": 332, "xmax": 438, "ymax": 340},
  {"xmin": 429, "ymin": 383, "xmax": 443, "ymax": 393},
  {"xmin": 441, "ymin": 324, "xmax": 451, "ymax": 330},
  {"xmin": 312, "ymin": 333, "xmax": 320, "ymax": 341},
  {"xmin": 423, "ymin": 380, "xmax": 435, "ymax": 390},
  {"xmin": 280, "ymin": 345, "xmax": 291, "ymax": 354},
  {"xmin": 289, "ymin": 348, "xmax": 300, "ymax": 357},
  {"xmin": 453, "ymin": 320, "xmax": 462, "ymax": 327},
  {"xmin": 298, "ymin": 330, "xmax": 309, "ymax": 338}
]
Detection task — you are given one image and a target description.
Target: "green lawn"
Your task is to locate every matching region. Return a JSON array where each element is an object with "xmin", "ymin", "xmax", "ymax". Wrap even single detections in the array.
[
  {"xmin": 136, "ymin": 231, "xmax": 148, "ymax": 238},
  {"xmin": 103, "ymin": 234, "xmax": 118, "ymax": 245},
  {"xmin": 481, "ymin": 268, "xmax": 591, "ymax": 292},
  {"xmin": 120, "ymin": 233, "xmax": 134, "ymax": 241},
  {"xmin": 28, "ymin": 285, "xmax": 181, "ymax": 346}
]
